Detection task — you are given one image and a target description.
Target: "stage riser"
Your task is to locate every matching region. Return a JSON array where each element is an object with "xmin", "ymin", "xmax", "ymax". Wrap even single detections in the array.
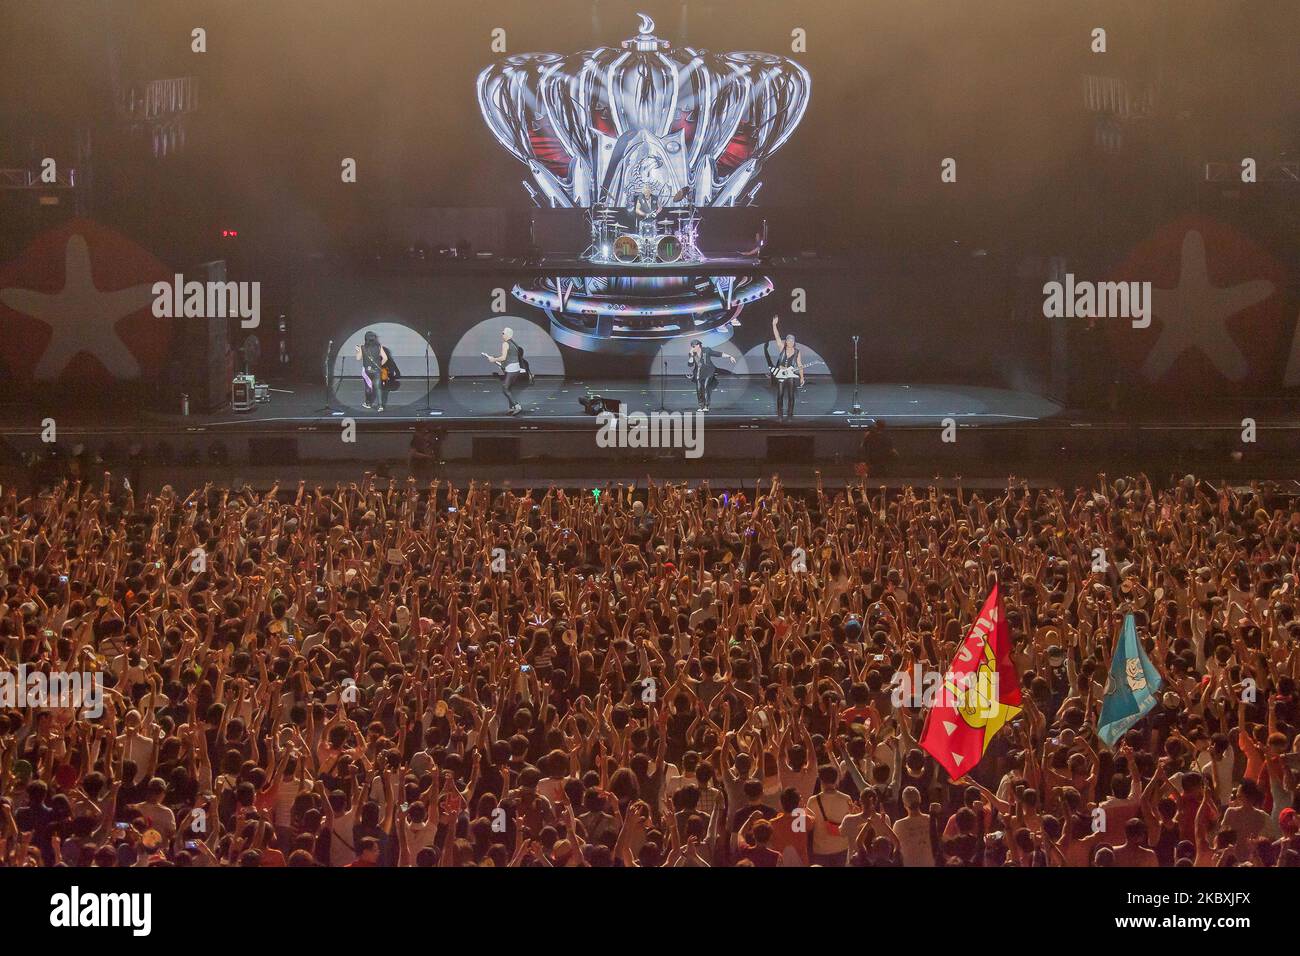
[{"xmin": 9, "ymin": 424, "xmax": 1299, "ymax": 474}]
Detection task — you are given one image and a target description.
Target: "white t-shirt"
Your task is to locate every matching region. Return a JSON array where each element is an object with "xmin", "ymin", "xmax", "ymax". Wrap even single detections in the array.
[
  {"xmin": 1194, "ymin": 748, "xmax": 1235, "ymax": 806},
  {"xmin": 538, "ymin": 776, "xmax": 568, "ymax": 808},
  {"xmin": 329, "ymin": 808, "xmax": 358, "ymax": 867},
  {"xmin": 808, "ymin": 790, "xmax": 853, "ymax": 857},
  {"xmin": 273, "ymin": 778, "xmax": 309, "ymax": 827},
  {"xmin": 894, "ymin": 813, "xmax": 935, "ymax": 867},
  {"xmin": 116, "ymin": 733, "xmax": 157, "ymax": 783},
  {"xmin": 405, "ymin": 819, "xmax": 439, "ymax": 855}
]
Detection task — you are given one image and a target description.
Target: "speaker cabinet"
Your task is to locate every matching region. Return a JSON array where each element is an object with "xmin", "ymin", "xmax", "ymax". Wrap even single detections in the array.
[
  {"xmin": 472, "ymin": 436, "xmax": 519, "ymax": 464},
  {"xmin": 766, "ymin": 434, "xmax": 815, "ymax": 463},
  {"xmin": 248, "ymin": 437, "xmax": 298, "ymax": 463}
]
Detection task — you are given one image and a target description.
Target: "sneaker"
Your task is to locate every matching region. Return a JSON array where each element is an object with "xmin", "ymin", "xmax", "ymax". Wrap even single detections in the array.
[
  {"xmin": 703, "ymin": 405, "xmax": 710, "ymax": 412},
  {"xmin": 509, "ymin": 404, "xmax": 522, "ymax": 415},
  {"xmin": 362, "ymin": 402, "xmax": 372, "ymax": 410},
  {"xmin": 375, "ymin": 405, "xmax": 384, "ymax": 412}
]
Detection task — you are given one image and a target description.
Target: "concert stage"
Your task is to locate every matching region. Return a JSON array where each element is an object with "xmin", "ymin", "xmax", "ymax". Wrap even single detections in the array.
[
  {"xmin": 3, "ymin": 378, "xmax": 1298, "ymax": 492},
  {"xmin": 11, "ymin": 377, "xmax": 1058, "ymax": 431},
  {"xmin": 308, "ymin": 376, "xmax": 1061, "ymax": 425}
]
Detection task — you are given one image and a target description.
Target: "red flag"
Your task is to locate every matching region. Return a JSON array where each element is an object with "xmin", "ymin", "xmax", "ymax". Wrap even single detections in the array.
[{"xmin": 920, "ymin": 584, "xmax": 1022, "ymax": 779}]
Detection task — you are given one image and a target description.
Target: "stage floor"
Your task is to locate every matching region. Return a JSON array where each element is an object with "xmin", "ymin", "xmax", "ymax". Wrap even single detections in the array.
[
  {"xmin": 129, "ymin": 377, "xmax": 1063, "ymax": 432},
  {"xmin": 5, "ymin": 377, "xmax": 1299, "ymax": 486}
]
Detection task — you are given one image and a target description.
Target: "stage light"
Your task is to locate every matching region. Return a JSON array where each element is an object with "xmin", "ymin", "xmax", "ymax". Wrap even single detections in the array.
[{"xmin": 579, "ymin": 395, "xmax": 621, "ymax": 416}]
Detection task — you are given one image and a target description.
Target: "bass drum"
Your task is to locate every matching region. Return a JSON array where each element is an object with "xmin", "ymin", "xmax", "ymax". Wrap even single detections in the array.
[
  {"xmin": 613, "ymin": 234, "xmax": 639, "ymax": 263},
  {"xmin": 655, "ymin": 234, "xmax": 682, "ymax": 263}
]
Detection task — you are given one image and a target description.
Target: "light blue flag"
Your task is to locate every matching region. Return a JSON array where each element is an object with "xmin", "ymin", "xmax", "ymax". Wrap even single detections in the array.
[{"xmin": 1097, "ymin": 613, "xmax": 1162, "ymax": 747}]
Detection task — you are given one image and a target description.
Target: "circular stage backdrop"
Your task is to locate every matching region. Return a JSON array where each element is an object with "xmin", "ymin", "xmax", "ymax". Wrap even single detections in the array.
[
  {"xmin": 447, "ymin": 317, "xmax": 566, "ymax": 415},
  {"xmin": 331, "ymin": 322, "xmax": 441, "ymax": 409}
]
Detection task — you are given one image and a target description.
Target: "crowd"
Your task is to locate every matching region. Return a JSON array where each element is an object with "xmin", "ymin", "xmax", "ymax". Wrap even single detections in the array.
[{"xmin": 1, "ymin": 471, "xmax": 1298, "ymax": 867}]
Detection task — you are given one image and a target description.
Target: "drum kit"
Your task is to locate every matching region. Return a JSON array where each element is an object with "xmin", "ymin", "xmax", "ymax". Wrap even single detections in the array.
[{"xmin": 587, "ymin": 186, "xmax": 701, "ymax": 264}]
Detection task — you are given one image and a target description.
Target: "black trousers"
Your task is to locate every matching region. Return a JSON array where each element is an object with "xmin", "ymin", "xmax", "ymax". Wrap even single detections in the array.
[
  {"xmin": 695, "ymin": 372, "xmax": 716, "ymax": 407},
  {"xmin": 776, "ymin": 378, "xmax": 797, "ymax": 417},
  {"xmin": 501, "ymin": 370, "xmax": 521, "ymax": 407}
]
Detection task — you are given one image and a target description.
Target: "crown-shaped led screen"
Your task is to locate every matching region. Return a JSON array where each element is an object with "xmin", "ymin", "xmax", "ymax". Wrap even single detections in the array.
[{"xmin": 478, "ymin": 14, "xmax": 810, "ymax": 209}]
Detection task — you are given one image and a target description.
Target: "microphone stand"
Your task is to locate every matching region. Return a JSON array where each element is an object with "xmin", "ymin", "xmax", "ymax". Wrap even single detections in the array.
[
  {"xmin": 424, "ymin": 335, "xmax": 432, "ymax": 413},
  {"xmin": 316, "ymin": 339, "xmax": 342, "ymax": 415},
  {"xmin": 659, "ymin": 356, "xmax": 667, "ymax": 412},
  {"xmin": 851, "ymin": 335, "xmax": 862, "ymax": 415}
]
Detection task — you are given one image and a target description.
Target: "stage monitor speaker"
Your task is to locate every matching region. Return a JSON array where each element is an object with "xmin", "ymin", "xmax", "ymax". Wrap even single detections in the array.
[
  {"xmin": 173, "ymin": 313, "xmax": 230, "ymax": 412},
  {"xmin": 248, "ymin": 437, "xmax": 298, "ymax": 463},
  {"xmin": 472, "ymin": 436, "xmax": 519, "ymax": 464},
  {"xmin": 766, "ymin": 434, "xmax": 814, "ymax": 463}
]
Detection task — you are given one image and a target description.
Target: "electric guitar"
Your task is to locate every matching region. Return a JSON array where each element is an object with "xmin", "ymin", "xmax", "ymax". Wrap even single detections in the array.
[
  {"xmin": 764, "ymin": 343, "xmax": 824, "ymax": 386},
  {"xmin": 772, "ymin": 363, "xmax": 825, "ymax": 383},
  {"xmin": 767, "ymin": 341, "xmax": 802, "ymax": 385},
  {"xmin": 492, "ymin": 356, "xmax": 533, "ymax": 383}
]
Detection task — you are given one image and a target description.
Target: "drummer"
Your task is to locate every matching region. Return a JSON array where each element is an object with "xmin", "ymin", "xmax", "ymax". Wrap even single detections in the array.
[{"xmin": 633, "ymin": 182, "xmax": 662, "ymax": 232}]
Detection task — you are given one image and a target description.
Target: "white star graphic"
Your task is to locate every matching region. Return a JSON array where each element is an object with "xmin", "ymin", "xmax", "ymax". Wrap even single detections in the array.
[
  {"xmin": 0, "ymin": 234, "xmax": 156, "ymax": 379},
  {"xmin": 1142, "ymin": 230, "xmax": 1274, "ymax": 382}
]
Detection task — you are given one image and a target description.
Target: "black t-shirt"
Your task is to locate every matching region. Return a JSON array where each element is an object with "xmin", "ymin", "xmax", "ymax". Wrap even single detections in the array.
[
  {"xmin": 665, "ymin": 711, "xmax": 694, "ymax": 764},
  {"xmin": 1045, "ymin": 664, "xmax": 1069, "ymax": 715},
  {"xmin": 15, "ymin": 801, "xmax": 59, "ymax": 863},
  {"xmin": 731, "ymin": 803, "xmax": 777, "ymax": 834}
]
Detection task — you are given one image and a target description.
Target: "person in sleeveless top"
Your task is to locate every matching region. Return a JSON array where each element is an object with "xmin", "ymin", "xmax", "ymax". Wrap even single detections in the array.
[
  {"xmin": 482, "ymin": 327, "xmax": 524, "ymax": 415},
  {"xmin": 771, "ymin": 314, "xmax": 805, "ymax": 420}
]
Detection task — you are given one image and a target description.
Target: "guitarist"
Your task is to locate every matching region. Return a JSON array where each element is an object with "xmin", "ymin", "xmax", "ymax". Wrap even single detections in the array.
[
  {"xmin": 354, "ymin": 330, "xmax": 392, "ymax": 412},
  {"xmin": 770, "ymin": 315, "xmax": 804, "ymax": 420},
  {"xmin": 481, "ymin": 326, "xmax": 525, "ymax": 415},
  {"xmin": 686, "ymin": 339, "xmax": 735, "ymax": 412}
]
